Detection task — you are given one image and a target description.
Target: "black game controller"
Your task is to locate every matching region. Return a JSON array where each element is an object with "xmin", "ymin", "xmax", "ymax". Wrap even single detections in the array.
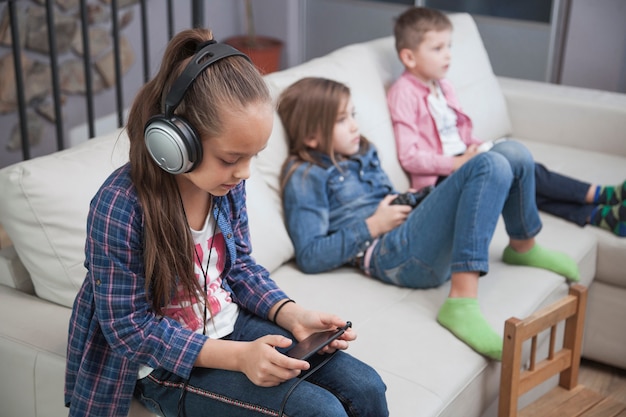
[{"xmin": 390, "ymin": 185, "xmax": 434, "ymax": 208}]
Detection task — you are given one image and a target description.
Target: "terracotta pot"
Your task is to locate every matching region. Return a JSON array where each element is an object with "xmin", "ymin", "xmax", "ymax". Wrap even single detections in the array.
[{"xmin": 224, "ymin": 35, "xmax": 283, "ymax": 75}]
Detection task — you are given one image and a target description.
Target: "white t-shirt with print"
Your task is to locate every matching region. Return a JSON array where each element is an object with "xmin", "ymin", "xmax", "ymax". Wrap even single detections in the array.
[
  {"xmin": 138, "ymin": 210, "xmax": 239, "ymax": 379},
  {"xmin": 164, "ymin": 211, "xmax": 239, "ymax": 338},
  {"xmin": 428, "ymin": 84, "xmax": 466, "ymax": 156}
]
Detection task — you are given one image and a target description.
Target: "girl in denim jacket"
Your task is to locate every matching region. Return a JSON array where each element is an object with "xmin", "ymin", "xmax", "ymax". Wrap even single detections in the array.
[{"xmin": 279, "ymin": 77, "xmax": 579, "ymax": 361}]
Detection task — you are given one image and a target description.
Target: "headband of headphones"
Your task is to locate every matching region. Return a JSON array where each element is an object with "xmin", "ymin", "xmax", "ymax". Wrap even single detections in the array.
[{"xmin": 163, "ymin": 40, "xmax": 251, "ymax": 117}]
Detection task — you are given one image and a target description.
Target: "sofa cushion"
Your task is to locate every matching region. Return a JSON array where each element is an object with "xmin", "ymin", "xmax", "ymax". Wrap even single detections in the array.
[
  {"xmin": 259, "ymin": 13, "xmax": 511, "ymax": 197},
  {"xmin": 246, "ymin": 159, "xmax": 294, "ymax": 273},
  {"xmin": 445, "ymin": 13, "xmax": 513, "ymax": 142},
  {"xmin": 520, "ymin": 138, "xmax": 626, "ymax": 287},
  {"xmin": 261, "ymin": 40, "xmax": 411, "ymax": 194},
  {"xmin": 0, "ymin": 128, "xmax": 294, "ymax": 308},
  {"xmin": 0, "ymin": 130, "xmax": 130, "ymax": 307},
  {"xmin": 0, "ymin": 246, "xmax": 33, "ymax": 294}
]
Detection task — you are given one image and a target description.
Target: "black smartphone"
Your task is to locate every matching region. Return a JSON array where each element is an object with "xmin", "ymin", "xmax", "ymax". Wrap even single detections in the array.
[{"xmin": 285, "ymin": 321, "xmax": 352, "ymax": 360}]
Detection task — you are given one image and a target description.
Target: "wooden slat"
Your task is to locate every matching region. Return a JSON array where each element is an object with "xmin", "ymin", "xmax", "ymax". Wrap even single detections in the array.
[
  {"xmin": 560, "ymin": 285, "xmax": 588, "ymax": 389},
  {"xmin": 520, "ymin": 386, "xmax": 604, "ymax": 417},
  {"xmin": 520, "ymin": 386, "xmax": 626, "ymax": 417},
  {"xmin": 519, "ymin": 349, "xmax": 573, "ymax": 394},
  {"xmin": 500, "ymin": 317, "xmax": 525, "ymax": 417},
  {"xmin": 581, "ymin": 397, "xmax": 626, "ymax": 417},
  {"xmin": 515, "ymin": 295, "xmax": 578, "ymax": 340}
]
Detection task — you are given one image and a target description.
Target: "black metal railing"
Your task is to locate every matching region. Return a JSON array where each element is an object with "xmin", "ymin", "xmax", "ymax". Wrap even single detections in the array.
[{"xmin": 1, "ymin": 0, "xmax": 205, "ymax": 163}]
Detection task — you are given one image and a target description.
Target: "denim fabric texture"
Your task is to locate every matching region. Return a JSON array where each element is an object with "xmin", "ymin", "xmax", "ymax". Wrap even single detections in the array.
[
  {"xmin": 134, "ymin": 310, "xmax": 389, "ymax": 417},
  {"xmin": 283, "ymin": 140, "xmax": 543, "ymax": 288},
  {"xmin": 534, "ymin": 162, "xmax": 593, "ymax": 226},
  {"xmin": 282, "ymin": 146, "xmax": 395, "ymax": 274}
]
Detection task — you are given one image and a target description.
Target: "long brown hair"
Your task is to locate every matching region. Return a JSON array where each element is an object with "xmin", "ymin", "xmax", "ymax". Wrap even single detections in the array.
[
  {"xmin": 277, "ymin": 77, "xmax": 369, "ymax": 191},
  {"xmin": 126, "ymin": 28, "xmax": 270, "ymax": 314}
]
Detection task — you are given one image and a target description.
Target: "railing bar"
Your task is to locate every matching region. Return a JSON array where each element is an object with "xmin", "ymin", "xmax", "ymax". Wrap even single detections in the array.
[
  {"xmin": 167, "ymin": 0, "xmax": 174, "ymax": 39},
  {"xmin": 79, "ymin": 0, "xmax": 95, "ymax": 138},
  {"xmin": 110, "ymin": 0, "xmax": 124, "ymax": 128},
  {"xmin": 192, "ymin": 0, "xmax": 204, "ymax": 28},
  {"xmin": 140, "ymin": 0, "xmax": 150, "ymax": 83},
  {"xmin": 45, "ymin": 0, "xmax": 64, "ymax": 151},
  {"xmin": 8, "ymin": 0, "xmax": 30, "ymax": 160}
]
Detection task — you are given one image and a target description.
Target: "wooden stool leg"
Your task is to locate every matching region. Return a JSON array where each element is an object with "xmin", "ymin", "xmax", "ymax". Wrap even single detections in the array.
[{"xmin": 559, "ymin": 285, "xmax": 587, "ymax": 389}]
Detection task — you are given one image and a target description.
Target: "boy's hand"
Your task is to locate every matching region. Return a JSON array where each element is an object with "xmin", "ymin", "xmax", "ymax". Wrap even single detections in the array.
[
  {"xmin": 366, "ymin": 194, "xmax": 411, "ymax": 237},
  {"xmin": 453, "ymin": 145, "xmax": 480, "ymax": 170}
]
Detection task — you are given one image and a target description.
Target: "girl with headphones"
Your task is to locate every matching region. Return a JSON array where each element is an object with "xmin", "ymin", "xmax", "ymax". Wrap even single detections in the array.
[{"xmin": 64, "ymin": 28, "xmax": 388, "ymax": 417}]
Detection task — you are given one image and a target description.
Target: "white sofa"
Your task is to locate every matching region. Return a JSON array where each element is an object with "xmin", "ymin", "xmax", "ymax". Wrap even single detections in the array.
[{"xmin": 1, "ymin": 13, "xmax": 625, "ymax": 417}]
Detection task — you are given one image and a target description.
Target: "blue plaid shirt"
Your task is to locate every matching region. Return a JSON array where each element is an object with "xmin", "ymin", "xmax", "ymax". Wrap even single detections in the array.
[{"xmin": 64, "ymin": 163, "xmax": 287, "ymax": 416}]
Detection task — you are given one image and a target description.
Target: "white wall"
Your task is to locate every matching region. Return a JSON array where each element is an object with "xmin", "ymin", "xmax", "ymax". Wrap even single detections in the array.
[
  {"xmin": 300, "ymin": 0, "xmax": 553, "ymax": 82},
  {"xmin": 559, "ymin": 0, "xmax": 626, "ymax": 93}
]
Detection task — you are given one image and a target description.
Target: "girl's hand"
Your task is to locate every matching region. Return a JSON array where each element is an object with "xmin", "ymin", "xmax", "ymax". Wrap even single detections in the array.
[
  {"xmin": 366, "ymin": 194, "xmax": 411, "ymax": 237},
  {"xmin": 286, "ymin": 310, "xmax": 356, "ymax": 355},
  {"xmin": 271, "ymin": 301, "xmax": 355, "ymax": 353},
  {"xmin": 239, "ymin": 335, "xmax": 310, "ymax": 387}
]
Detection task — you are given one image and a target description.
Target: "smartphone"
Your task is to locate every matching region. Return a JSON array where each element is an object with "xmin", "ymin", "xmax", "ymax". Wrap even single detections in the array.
[{"xmin": 285, "ymin": 321, "xmax": 352, "ymax": 361}]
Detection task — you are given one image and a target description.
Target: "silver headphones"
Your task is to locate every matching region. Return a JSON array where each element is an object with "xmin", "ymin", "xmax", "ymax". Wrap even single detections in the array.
[{"xmin": 144, "ymin": 40, "xmax": 250, "ymax": 174}]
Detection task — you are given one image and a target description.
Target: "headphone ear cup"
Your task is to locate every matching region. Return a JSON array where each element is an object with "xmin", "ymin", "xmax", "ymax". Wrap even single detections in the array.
[{"xmin": 144, "ymin": 115, "xmax": 203, "ymax": 174}]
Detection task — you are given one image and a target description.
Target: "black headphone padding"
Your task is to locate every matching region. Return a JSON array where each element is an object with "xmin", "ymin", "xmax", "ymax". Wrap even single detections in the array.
[{"xmin": 144, "ymin": 41, "xmax": 250, "ymax": 174}]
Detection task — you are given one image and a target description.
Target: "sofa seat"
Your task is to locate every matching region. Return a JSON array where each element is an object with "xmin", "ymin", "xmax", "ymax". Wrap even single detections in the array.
[
  {"xmin": 1, "ymin": 12, "xmax": 625, "ymax": 417},
  {"xmin": 269, "ymin": 217, "xmax": 596, "ymax": 416}
]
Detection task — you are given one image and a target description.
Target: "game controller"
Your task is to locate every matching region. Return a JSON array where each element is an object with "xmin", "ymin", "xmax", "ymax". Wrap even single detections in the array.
[{"xmin": 390, "ymin": 185, "xmax": 434, "ymax": 208}]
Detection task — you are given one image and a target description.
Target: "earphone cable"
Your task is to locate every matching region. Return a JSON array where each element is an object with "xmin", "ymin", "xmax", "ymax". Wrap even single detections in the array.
[
  {"xmin": 277, "ymin": 351, "xmax": 338, "ymax": 417},
  {"xmin": 176, "ymin": 195, "xmax": 220, "ymax": 417}
]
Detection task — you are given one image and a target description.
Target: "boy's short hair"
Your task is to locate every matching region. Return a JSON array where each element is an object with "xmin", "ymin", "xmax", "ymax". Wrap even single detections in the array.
[{"xmin": 393, "ymin": 7, "xmax": 452, "ymax": 53}]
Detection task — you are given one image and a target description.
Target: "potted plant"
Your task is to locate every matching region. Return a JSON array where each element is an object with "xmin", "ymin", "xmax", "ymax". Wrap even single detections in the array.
[{"xmin": 224, "ymin": 0, "xmax": 284, "ymax": 75}]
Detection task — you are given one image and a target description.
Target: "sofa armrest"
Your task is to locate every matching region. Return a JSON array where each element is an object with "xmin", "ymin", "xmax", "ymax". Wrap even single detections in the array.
[
  {"xmin": 0, "ymin": 224, "xmax": 33, "ymax": 294},
  {"xmin": 0, "ymin": 224, "xmax": 11, "ymax": 250},
  {"xmin": 498, "ymin": 77, "xmax": 626, "ymax": 157}
]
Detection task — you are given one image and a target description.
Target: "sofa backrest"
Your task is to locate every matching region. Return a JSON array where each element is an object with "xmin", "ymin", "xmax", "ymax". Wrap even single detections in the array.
[
  {"xmin": 257, "ymin": 12, "xmax": 512, "ymax": 197},
  {"xmin": 0, "ymin": 12, "xmax": 512, "ymax": 309},
  {"xmin": 0, "ymin": 126, "xmax": 295, "ymax": 308},
  {"xmin": 0, "ymin": 130, "xmax": 130, "ymax": 306}
]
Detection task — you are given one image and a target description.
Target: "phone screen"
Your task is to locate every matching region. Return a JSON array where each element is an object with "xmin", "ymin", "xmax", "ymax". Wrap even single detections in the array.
[{"xmin": 286, "ymin": 322, "xmax": 352, "ymax": 361}]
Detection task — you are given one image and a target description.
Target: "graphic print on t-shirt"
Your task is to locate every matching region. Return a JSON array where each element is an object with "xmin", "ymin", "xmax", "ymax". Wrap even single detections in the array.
[{"xmin": 162, "ymin": 231, "xmax": 231, "ymax": 333}]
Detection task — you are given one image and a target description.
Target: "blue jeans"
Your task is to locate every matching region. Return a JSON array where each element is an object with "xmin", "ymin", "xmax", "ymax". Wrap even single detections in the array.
[
  {"xmin": 534, "ymin": 162, "xmax": 593, "ymax": 226},
  {"xmin": 368, "ymin": 140, "xmax": 542, "ymax": 288},
  {"xmin": 134, "ymin": 310, "xmax": 388, "ymax": 417}
]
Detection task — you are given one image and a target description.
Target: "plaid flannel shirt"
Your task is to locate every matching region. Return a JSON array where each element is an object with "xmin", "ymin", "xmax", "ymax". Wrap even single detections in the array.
[{"xmin": 64, "ymin": 163, "xmax": 287, "ymax": 417}]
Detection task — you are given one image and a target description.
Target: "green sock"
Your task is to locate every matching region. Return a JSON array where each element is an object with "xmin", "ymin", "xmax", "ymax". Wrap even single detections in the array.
[
  {"xmin": 589, "ymin": 202, "xmax": 626, "ymax": 237},
  {"xmin": 437, "ymin": 297, "xmax": 503, "ymax": 361},
  {"xmin": 502, "ymin": 244, "xmax": 580, "ymax": 282},
  {"xmin": 595, "ymin": 180, "xmax": 626, "ymax": 205}
]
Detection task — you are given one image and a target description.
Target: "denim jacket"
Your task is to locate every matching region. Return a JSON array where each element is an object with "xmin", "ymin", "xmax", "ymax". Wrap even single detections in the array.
[{"xmin": 282, "ymin": 145, "xmax": 396, "ymax": 273}]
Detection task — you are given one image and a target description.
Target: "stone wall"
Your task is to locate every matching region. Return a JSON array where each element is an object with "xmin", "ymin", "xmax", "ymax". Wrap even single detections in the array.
[{"xmin": 0, "ymin": 0, "xmax": 137, "ymax": 164}]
